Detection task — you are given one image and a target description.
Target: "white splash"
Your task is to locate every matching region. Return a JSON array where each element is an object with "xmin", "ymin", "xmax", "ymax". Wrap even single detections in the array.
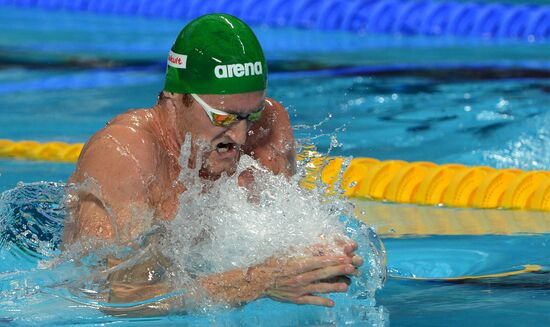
[
  {"xmin": 483, "ymin": 127, "xmax": 550, "ymax": 170},
  {"xmin": 160, "ymin": 135, "xmax": 386, "ymax": 297}
]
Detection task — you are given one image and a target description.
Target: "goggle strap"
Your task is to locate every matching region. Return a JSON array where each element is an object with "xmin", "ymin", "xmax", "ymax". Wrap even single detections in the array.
[{"xmin": 190, "ymin": 93, "xmax": 231, "ymax": 116}]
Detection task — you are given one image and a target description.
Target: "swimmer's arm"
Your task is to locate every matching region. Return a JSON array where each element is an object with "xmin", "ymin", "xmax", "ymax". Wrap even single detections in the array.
[
  {"xmin": 196, "ymin": 254, "xmax": 357, "ymax": 307},
  {"xmin": 63, "ymin": 128, "xmax": 154, "ymax": 245},
  {"xmin": 197, "ymin": 243, "xmax": 362, "ymax": 308},
  {"xmin": 105, "ymin": 248, "xmax": 361, "ymax": 316},
  {"xmin": 245, "ymin": 98, "xmax": 296, "ymax": 177}
]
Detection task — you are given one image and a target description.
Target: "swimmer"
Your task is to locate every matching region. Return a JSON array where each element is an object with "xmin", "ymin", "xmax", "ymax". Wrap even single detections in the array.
[{"xmin": 62, "ymin": 14, "xmax": 362, "ymax": 314}]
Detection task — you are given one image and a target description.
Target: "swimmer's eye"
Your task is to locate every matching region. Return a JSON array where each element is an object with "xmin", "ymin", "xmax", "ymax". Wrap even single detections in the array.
[
  {"xmin": 210, "ymin": 107, "xmax": 264, "ymax": 127},
  {"xmin": 211, "ymin": 113, "xmax": 239, "ymax": 127}
]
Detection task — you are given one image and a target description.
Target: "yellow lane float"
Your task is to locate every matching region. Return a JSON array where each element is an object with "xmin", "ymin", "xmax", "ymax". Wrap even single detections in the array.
[
  {"xmin": 0, "ymin": 139, "xmax": 83, "ymax": 163},
  {"xmin": 300, "ymin": 153, "xmax": 550, "ymax": 212}
]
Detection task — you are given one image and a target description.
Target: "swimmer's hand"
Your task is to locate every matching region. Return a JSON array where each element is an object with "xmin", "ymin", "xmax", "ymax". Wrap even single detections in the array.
[
  {"xmin": 197, "ymin": 242, "xmax": 362, "ymax": 308},
  {"xmin": 260, "ymin": 241, "xmax": 363, "ymax": 307},
  {"xmin": 260, "ymin": 255, "xmax": 357, "ymax": 307}
]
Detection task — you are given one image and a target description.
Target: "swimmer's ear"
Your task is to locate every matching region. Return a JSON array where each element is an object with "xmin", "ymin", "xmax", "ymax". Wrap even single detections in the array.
[{"xmin": 158, "ymin": 91, "xmax": 173, "ymax": 102}]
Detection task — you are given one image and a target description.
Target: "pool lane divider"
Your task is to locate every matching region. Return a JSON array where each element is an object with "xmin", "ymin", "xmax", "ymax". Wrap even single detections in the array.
[
  {"xmin": 1, "ymin": 139, "xmax": 549, "ymax": 212},
  {"xmin": 299, "ymin": 151, "xmax": 550, "ymax": 212},
  {"xmin": 0, "ymin": 139, "xmax": 83, "ymax": 163},
  {"xmin": 2, "ymin": 0, "xmax": 549, "ymax": 40}
]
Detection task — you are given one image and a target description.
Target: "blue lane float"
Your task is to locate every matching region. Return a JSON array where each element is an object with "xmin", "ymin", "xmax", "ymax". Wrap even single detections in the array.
[{"xmin": 1, "ymin": 0, "xmax": 549, "ymax": 40}]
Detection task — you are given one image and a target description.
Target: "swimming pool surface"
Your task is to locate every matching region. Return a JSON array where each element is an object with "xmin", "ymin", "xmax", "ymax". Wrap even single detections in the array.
[{"xmin": 1, "ymin": 6, "xmax": 549, "ymax": 326}]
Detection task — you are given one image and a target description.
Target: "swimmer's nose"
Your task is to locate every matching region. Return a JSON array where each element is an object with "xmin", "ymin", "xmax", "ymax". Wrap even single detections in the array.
[{"xmin": 225, "ymin": 119, "xmax": 249, "ymax": 146}]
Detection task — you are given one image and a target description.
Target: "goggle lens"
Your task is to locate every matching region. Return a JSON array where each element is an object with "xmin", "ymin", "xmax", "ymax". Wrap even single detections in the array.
[
  {"xmin": 211, "ymin": 113, "xmax": 238, "ymax": 127},
  {"xmin": 209, "ymin": 108, "xmax": 264, "ymax": 127}
]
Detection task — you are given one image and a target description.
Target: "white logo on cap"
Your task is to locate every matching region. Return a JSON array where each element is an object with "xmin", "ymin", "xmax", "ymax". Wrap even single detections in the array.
[
  {"xmin": 167, "ymin": 50, "xmax": 187, "ymax": 69},
  {"xmin": 214, "ymin": 62, "xmax": 263, "ymax": 78}
]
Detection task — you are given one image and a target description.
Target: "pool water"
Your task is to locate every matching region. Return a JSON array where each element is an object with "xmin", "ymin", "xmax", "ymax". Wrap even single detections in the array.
[{"xmin": 1, "ymin": 6, "xmax": 549, "ymax": 327}]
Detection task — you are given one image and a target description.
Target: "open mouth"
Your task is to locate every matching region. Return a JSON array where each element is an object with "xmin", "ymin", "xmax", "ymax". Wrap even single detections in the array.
[{"xmin": 216, "ymin": 141, "xmax": 236, "ymax": 153}]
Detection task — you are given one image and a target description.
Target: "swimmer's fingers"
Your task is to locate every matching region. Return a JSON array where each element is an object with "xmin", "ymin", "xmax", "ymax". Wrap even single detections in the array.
[
  {"xmin": 343, "ymin": 241, "xmax": 358, "ymax": 257},
  {"xmin": 294, "ymin": 295, "xmax": 335, "ymax": 307},
  {"xmin": 298, "ymin": 295, "xmax": 334, "ymax": 307},
  {"xmin": 321, "ymin": 276, "xmax": 352, "ymax": 286},
  {"xmin": 267, "ymin": 291, "xmax": 335, "ymax": 307},
  {"xmin": 281, "ymin": 264, "xmax": 357, "ymax": 287},
  {"xmin": 268, "ymin": 281, "xmax": 348, "ymax": 299},
  {"xmin": 352, "ymin": 255, "xmax": 364, "ymax": 267},
  {"xmin": 301, "ymin": 264, "xmax": 358, "ymax": 283},
  {"xmin": 286, "ymin": 256, "xmax": 351, "ymax": 274},
  {"xmin": 298, "ymin": 281, "xmax": 349, "ymax": 295},
  {"xmin": 308, "ymin": 239, "xmax": 357, "ymax": 257},
  {"xmin": 333, "ymin": 237, "xmax": 355, "ymax": 250}
]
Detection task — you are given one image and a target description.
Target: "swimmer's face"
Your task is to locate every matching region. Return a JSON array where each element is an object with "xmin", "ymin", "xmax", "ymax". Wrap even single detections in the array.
[{"xmin": 177, "ymin": 90, "xmax": 265, "ymax": 178}]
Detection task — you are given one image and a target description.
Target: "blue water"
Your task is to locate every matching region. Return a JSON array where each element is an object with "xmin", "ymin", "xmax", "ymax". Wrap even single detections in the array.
[{"xmin": 1, "ymin": 6, "xmax": 549, "ymax": 327}]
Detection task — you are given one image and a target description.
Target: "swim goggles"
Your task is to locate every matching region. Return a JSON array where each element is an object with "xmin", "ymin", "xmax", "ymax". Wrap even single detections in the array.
[{"xmin": 190, "ymin": 93, "xmax": 264, "ymax": 127}]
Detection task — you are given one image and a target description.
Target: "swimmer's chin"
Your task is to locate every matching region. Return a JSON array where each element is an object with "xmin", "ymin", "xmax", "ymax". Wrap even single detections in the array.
[{"xmin": 199, "ymin": 157, "xmax": 240, "ymax": 180}]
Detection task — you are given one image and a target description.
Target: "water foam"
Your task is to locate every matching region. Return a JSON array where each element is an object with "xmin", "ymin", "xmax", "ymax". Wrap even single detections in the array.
[
  {"xmin": 160, "ymin": 135, "xmax": 386, "ymax": 300},
  {"xmin": 483, "ymin": 126, "xmax": 550, "ymax": 170}
]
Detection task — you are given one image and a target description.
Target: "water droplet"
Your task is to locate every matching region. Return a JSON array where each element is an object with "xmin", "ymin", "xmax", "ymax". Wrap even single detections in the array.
[
  {"xmin": 496, "ymin": 98, "xmax": 509, "ymax": 109},
  {"xmin": 330, "ymin": 135, "xmax": 341, "ymax": 149}
]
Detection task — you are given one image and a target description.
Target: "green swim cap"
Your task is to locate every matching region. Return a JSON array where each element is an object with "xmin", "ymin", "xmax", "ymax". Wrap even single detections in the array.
[{"xmin": 164, "ymin": 14, "xmax": 267, "ymax": 95}]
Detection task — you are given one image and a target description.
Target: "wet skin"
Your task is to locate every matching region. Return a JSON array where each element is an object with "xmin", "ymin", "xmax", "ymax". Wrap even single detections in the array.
[{"xmin": 63, "ymin": 91, "xmax": 363, "ymax": 313}]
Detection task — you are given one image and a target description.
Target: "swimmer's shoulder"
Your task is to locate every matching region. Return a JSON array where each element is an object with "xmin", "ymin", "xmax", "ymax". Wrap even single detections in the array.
[
  {"xmin": 264, "ymin": 97, "xmax": 293, "ymax": 130},
  {"xmin": 244, "ymin": 97, "xmax": 295, "ymax": 176},
  {"xmin": 264, "ymin": 97, "xmax": 287, "ymax": 116},
  {"xmin": 108, "ymin": 108, "xmax": 154, "ymax": 127},
  {"xmin": 88, "ymin": 108, "xmax": 157, "ymax": 149},
  {"xmin": 72, "ymin": 108, "xmax": 160, "ymax": 181},
  {"xmin": 250, "ymin": 97, "xmax": 292, "ymax": 137}
]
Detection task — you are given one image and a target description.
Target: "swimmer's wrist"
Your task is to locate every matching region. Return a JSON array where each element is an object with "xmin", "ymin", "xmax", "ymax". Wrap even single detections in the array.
[
  {"xmin": 196, "ymin": 266, "xmax": 267, "ymax": 306},
  {"xmin": 243, "ymin": 265, "xmax": 270, "ymax": 300},
  {"xmin": 244, "ymin": 266, "xmax": 254, "ymax": 282}
]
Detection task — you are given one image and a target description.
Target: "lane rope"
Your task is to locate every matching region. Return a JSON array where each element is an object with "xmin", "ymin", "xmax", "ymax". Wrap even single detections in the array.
[
  {"xmin": 2, "ymin": 0, "xmax": 549, "ymax": 40},
  {"xmin": 1, "ymin": 139, "xmax": 549, "ymax": 211},
  {"xmin": 299, "ymin": 151, "xmax": 550, "ymax": 211},
  {"xmin": 0, "ymin": 139, "xmax": 83, "ymax": 163}
]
